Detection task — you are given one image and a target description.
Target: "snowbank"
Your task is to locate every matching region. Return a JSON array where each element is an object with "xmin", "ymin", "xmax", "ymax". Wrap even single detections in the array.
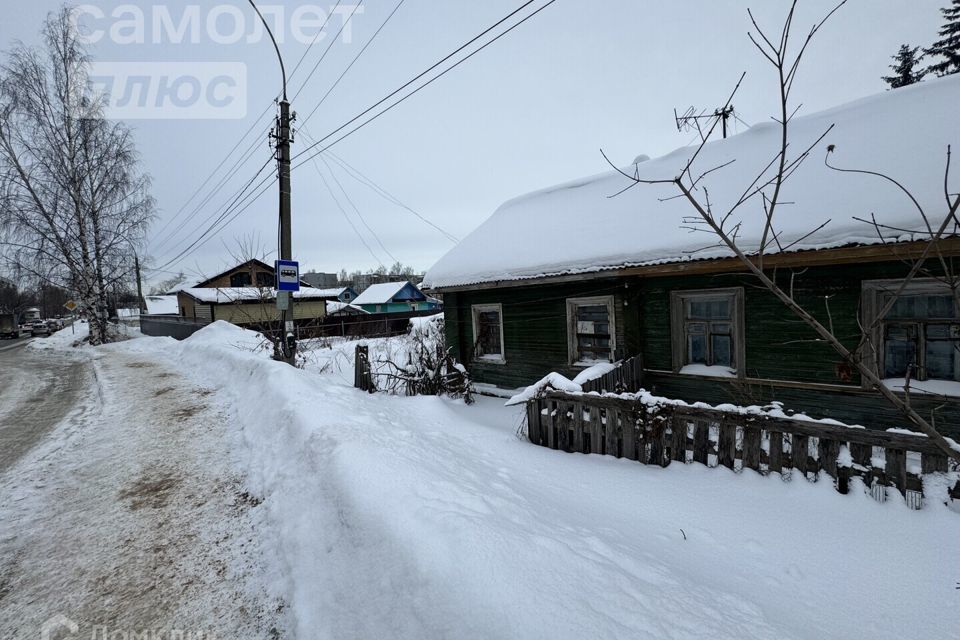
[
  {"xmin": 424, "ymin": 75, "xmax": 960, "ymax": 288},
  {"xmin": 110, "ymin": 325, "xmax": 960, "ymax": 639}
]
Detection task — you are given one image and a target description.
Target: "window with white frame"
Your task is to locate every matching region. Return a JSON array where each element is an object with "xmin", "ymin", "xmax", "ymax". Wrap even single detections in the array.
[
  {"xmin": 472, "ymin": 304, "xmax": 505, "ymax": 363},
  {"xmin": 863, "ymin": 280, "xmax": 960, "ymax": 382},
  {"xmin": 671, "ymin": 288, "xmax": 744, "ymax": 375},
  {"xmin": 566, "ymin": 296, "xmax": 616, "ymax": 365}
]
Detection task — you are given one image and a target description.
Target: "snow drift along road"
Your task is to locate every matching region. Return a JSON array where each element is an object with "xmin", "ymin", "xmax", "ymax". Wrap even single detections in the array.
[{"xmin": 131, "ymin": 321, "xmax": 958, "ymax": 640}]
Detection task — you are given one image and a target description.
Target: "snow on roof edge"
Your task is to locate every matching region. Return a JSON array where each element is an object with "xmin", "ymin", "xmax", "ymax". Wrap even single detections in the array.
[{"xmin": 423, "ymin": 76, "xmax": 960, "ymax": 290}]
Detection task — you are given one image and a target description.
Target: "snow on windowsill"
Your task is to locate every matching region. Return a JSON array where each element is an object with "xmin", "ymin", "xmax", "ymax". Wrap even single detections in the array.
[
  {"xmin": 882, "ymin": 378, "xmax": 960, "ymax": 398},
  {"xmin": 679, "ymin": 364, "xmax": 737, "ymax": 378}
]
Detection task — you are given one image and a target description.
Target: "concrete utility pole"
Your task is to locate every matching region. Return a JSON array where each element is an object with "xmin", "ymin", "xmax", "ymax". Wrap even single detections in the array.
[
  {"xmin": 249, "ymin": 0, "xmax": 296, "ymax": 365},
  {"xmin": 276, "ymin": 97, "xmax": 296, "ymax": 365},
  {"xmin": 134, "ymin": 253, "xmax": 145, "ymax": 314}
]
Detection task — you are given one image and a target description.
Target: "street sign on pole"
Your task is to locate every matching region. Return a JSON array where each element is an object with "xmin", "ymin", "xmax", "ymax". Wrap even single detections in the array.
[
  {"xmin": 275, "ymin": 259, "xmax": 300, "ymax": 292},
  {"xmin": 64, "ymin": 300, "xmax": 78, "ymax": 312}
]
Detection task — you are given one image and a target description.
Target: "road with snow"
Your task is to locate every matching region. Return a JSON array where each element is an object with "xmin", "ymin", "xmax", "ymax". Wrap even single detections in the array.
[
  {"xmin": 0, "ymin": 337, "xmax": 86, "ymax": 474},
  {"xmin": 0, "ymin": 335, "xmax": 282, "ymax": 639}
]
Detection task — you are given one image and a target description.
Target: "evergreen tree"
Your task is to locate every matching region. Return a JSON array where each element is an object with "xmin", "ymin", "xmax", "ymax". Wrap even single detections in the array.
[
  {"xmin": 926, "ymin": 0, "xmax": 960, "ymax": 76},
  {"xmin": 882, "ymin": 44, "xmax": 926, "ymax": 88}
]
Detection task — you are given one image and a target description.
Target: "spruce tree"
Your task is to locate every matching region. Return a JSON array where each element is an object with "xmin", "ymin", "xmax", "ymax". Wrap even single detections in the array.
[
  {"xmin": 882, "ymin": 44, "xmax": 926, "ymax": 88},
  {"xmin": 926, "ymin": 0, "xmax": 960, "ymax": 76}
]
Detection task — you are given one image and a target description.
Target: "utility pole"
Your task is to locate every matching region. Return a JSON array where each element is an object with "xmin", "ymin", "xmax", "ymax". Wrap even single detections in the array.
[
  {"xmin": 276, "ymin": 98, "xmax": 296, "ymax": 365},
  {"xmin": 249, "ymin": 0, "xmax": 297, "ymax": 365},
  {"xmin": 134, "ymin": 253, "xmax": 145, "ymax": 314}
]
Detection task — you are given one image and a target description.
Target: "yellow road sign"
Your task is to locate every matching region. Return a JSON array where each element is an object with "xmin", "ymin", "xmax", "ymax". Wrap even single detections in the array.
[{"xmin": 64, "ymin": 300, "xmax": 78, "ymax": 311}]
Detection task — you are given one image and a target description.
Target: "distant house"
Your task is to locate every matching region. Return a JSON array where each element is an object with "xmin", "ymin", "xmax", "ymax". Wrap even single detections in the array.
[
  {"xmin": 195, "ymin": 258, "xmax": 279, "ymax": 289},
  {"xmin": 423, "ymin": 76, "xmax": 960, "ymax": 437},
  {"xmin": 352, "ymin": 281, "xmax": 442, "ymax": 314},
  {"xmin": 309, "ymin": 286, "xmax": 359, "ymax": 303},
  {"xmin": 167, "ymin": 258, "xmax": 314, "ymax": 296},
  {"xmin": 176, "ymin": 287, "xmax": 329, "ymax": 328},
  {"xmin": 171, "ymin": 258, "xmax": 326, "ymax": 329}
]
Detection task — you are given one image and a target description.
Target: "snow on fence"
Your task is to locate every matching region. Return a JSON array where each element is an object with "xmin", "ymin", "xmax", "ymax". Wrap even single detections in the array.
[
  {"xmin": 526, "ymin": 391, "xmax": 960, "ymax": 509},
  {"xmin": 579, "ymin": 355, "xmax": 643, "ymax": 394}
]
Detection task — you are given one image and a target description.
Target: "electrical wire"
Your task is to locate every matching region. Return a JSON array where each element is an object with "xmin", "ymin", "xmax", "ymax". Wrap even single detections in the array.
[
  {"xmin": 325, "ymin": 149, "xmax": 458, "ymax": 242},
  {"xmin": 290, "ymin": 0, "xmax": 366, "ymax": 103},
  {"xmin": 292, "ymin": 0, "xmax": 559, "ymax": 168},
  {"xmin": 305, "ymin": 149, "xmax": 386, "ymax": 268},
  {"xmin": 319, "ymin": 152, "xmax": 398, "ymax": 264},
  {"xmin": 297, "ymin": 0, "xmax": 407, "ymax": 129}
]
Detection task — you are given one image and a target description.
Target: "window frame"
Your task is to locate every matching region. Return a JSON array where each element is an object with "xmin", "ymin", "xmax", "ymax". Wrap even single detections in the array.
[
  {"xmin": 566, "ymin": 295, "xmax": 617, "ymax": 367},
  {"xmin": 670, "ymin": 287, "xmax": 745, "ymax": 377},
  {"xmin": 862, "ymin": 278, "xmax": 960, "ymax": 386},
  {"xmin": 471, "ymin": 303, "xmax": 506, "ymax": 365}
]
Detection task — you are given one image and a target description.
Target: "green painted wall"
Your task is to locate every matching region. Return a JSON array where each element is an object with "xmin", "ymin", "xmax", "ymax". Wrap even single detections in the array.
[{"xmin": 445, "ymin": 260, "xmax": 960, "ymax": 437}]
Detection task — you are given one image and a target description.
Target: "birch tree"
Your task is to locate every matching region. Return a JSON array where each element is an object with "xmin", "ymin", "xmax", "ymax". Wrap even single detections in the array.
[{"xmin": 0, "ymin": 7, "xmax": 153, "ymax": 344}]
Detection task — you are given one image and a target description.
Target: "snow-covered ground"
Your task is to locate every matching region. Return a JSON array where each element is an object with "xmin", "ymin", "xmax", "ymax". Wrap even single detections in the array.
[
  {"xmin": 79, "ymin": 321, "xmax": 959, "ymax": 639},
  {"xmin": 0, "ymin": 325, "xmax": 283, "ymax": 638}
]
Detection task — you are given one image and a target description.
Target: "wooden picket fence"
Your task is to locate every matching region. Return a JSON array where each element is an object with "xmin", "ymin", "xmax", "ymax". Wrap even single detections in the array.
[
  {"xmin": 580, "ymin": 355, "xmax": 644, "ymax": 394},
  {"xmin": 526, "ymin": 391, "xmax": 960, "ymax": 509}
]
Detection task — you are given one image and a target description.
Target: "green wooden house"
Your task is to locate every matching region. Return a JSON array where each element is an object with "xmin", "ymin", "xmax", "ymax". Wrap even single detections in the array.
[
  {"xmin": 352, "ymin": 281, "xmax": 442, "ymax": 314},
  {"xmin": 423, "ymin": 76, "xmax": 960, "ymax": 438}
]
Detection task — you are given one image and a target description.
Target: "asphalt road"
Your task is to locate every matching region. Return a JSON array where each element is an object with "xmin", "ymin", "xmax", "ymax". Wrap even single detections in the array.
[{"xmin": 0, "ymin": 337, "xmax": 86, "ymax": 474}]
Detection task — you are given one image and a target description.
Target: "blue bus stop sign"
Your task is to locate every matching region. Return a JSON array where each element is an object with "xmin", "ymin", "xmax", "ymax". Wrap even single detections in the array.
[{"xmin": 275, "ymin": 260, "xmax": 300, "ymax": 292}]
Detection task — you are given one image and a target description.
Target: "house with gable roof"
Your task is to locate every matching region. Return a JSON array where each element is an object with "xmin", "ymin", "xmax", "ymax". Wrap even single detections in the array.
[{"xmin": 422, "ymin": 76, "xmax": 960, "ymax": 436}]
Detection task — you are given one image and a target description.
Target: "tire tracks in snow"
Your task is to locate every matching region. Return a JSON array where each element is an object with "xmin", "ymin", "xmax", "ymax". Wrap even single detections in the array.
[{"xmin": 0, "ymin": 347, "xmax": 285, "ymax": 639}]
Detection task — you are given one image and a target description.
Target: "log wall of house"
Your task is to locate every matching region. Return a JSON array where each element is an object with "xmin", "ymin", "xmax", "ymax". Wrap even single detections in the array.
[{"xmin": 445, "ymin": 259, "xmax": 960, "ymax": 438}]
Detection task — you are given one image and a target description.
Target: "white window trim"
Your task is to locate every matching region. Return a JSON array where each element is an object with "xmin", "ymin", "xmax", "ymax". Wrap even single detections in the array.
[
  {"xmin": 566, "ymin": 295, "xmax": 617, "ymax": 367},
  {"xmin": 862, "ymin": 278, "xmax": 960, "ymax": 388},
  {"xmin": 670, "ymin": 287, "xmax": 745, "ymax": 378},
  {"xmin": 471, "ymin": 303, "xmax": 506, "ymax": 364}
]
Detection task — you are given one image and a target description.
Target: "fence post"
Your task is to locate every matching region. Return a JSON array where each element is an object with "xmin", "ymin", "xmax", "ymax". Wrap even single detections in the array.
[{"xmin": 354, "ymin": 345, "xmax": 373, "ymax": 392}]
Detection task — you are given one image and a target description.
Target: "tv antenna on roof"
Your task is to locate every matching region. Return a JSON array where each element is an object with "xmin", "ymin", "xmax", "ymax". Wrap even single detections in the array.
[{"xmin": 674, "ymin": 104, "xmax": 735, "ymax": 140}]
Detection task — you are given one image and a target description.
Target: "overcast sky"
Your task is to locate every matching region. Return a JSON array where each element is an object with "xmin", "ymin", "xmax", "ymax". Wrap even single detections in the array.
[{"xmin": 0, "ymin": 0, "xmax": 946, "ymax": 287}]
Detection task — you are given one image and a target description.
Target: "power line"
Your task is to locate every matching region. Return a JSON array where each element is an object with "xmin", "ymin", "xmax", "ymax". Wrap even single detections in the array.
[
  {"xmin": 292, "ymin": 0, "xmax": 559, "ymax": 169},
  {"xmin": 153, "ymin": 156, "xmax": 277, "ymax": 272},
  {"xmin": 290, "ymin": 0, "xmax": 366, "ymax": 103},
  {"xmin": 155, "ymin": 0, "xmax": 558, "ymax": 272},
  {"xmin": 325, "ymin": 150, "xmax": 458, "ymax": 243},
  {"xmin": 287, "ymin": 0, "xmax": 344, "ymax": 82},
  {"xmin": 298, "ymin": 0, "xmax": 407, "ymax": 129},
  {"xmin": 319, "ymin": 152, "xmax": 398, "ymax": 265},
  {"xmin": 151, "ymin": 119, "xmax": 272, "ymax": 254},
  {"xmin": 149, "ymin": 107, "xmax": 273, "ymax": 249},
  {"xmin": 152, "ymin": 1, "xmax": 346, "ymax": 257},
  {"xmin": 305, "ymin": 148, "xmax": 386, "ymax": 268},
  {"xmin": 291, "ymin": 0, "xmax": 540, "ymax": 164}
]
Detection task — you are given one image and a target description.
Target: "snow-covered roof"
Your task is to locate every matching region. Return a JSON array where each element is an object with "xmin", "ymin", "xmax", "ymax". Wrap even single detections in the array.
[
  {"xmin": 145, "ymin": 295, "xmax": 178, "ymax": 315},
  {"xmin": 311, "ymin": 287, "xmax": 349, "ymax": 298},
  {"xmin": 181, "ymin": 287, "xmax": 331, "ymax": 304},
  {"xmin": 424, "ymin": 75, "xmax": 960, "ymax": 289},
  {"xmin": 352, "ymin": 281, "xmax": 418, "ymax": 305},
  {"xmin": 326, "ymin": 301, "xmax": 368, "ymax": 315}
]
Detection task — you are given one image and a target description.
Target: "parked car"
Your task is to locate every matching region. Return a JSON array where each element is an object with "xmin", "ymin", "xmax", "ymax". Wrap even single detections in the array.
[
  {"xmin": 0, "ymin": 313, "xmax": 18, "ymax": 339},
  {"xmin": 29, "ymin": 320, "xmax": 51, "ymax": 337}
]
